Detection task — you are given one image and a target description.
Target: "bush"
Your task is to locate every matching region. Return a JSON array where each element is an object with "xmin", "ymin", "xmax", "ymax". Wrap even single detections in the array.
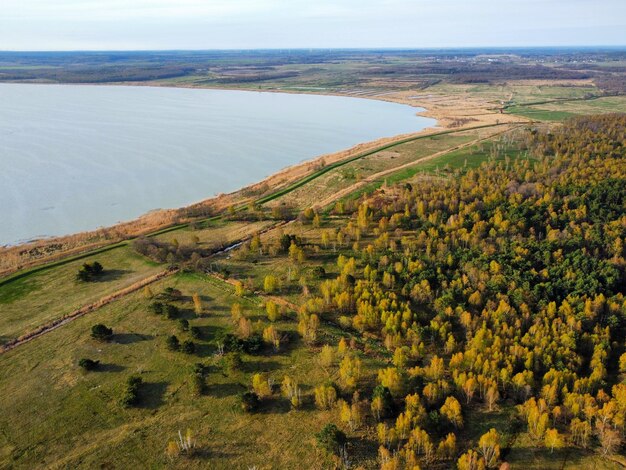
[
  {"xmin": 149, "ymin": 301, "xmax": 164, "ymax": 315},
  {"xmin": 78, "ymin": 358, "xmax": 100, "ymax": 371},
  {"xmin": 178, "ymin": 319, "xmax": 189, "ymax": 331},
  {"xmin": 166, "ymin": 335, "xmax": 180, "ymax": 351},
  {"xmin": 160, "ymin": 287, "xmax": 183, "ymax": 301},
  {"xmin": 76, "ymin": 262, "xmax": 104, "ymax": 282},
  {"xmin": 240, "ymin": 391, "xmax": 260, "ymax": 412},
  {"xmin": 315, "ymin": 423, "xmax": 347, "ymax": 455},
  {"xmin": 182, "ymin": 340, "xmax": 196, "ymax": 354},
  {"xmin": 191, "ymin": 373, "xmax": 205, "ymax": 396},
  {"xmin": 312, "ymin": 266, "xmax": 326, "ymax": 279},
  {"xmin": 165, "ymin": 304, "xmax": 180, "ymax": 320},
  {"xmin": 372, "ymin": 385, "xmax": 394, "ymax": 418},
  {"xmin": 120, "ymin": 375, "xmax": 143, "ymax": 408},
  {"xmin": 190, "ymin": 326, "xmax": 201, "ymax": 339},
  {"xmin": 91, "ymin": 324, "xmax": 113, "ymax": 341},
  {"xmin": 224, "ymin": 352, "xmax": 243, "ymax": 373}
]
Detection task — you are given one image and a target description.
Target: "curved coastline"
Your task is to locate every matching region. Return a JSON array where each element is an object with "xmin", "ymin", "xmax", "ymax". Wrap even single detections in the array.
[{"xmin": 0, "ymin": 85, "xmax": 437, "ymax": 246}]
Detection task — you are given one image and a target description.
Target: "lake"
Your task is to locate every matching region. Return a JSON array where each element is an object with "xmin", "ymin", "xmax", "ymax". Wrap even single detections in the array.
[{"xmin": 0, "ymin": 84, "xmax": 435, "ymax": 245}]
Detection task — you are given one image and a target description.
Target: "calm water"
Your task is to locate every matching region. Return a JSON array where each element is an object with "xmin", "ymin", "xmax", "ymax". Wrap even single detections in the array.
[{"xmin": 0, "ymin": 84, "xmax": 435, "ymax": 245}]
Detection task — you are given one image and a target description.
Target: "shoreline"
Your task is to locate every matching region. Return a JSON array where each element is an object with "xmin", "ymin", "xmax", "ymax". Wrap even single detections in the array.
[{"xmin": 0, "ymin": 81, "xmax": 521, "ymax": 275}]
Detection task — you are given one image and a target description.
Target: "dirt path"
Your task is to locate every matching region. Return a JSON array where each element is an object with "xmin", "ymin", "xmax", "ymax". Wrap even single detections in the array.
[
  {"xmin": 0, "ymin": 221, "xmax": 289, "ymax": 355},
  {"xmin": 313, "ymin": 125, "xmax": 518, "ymax": 210},
  {"xmin": 0, "ymin": 268, "xmax": 177, "ymax": 354}
]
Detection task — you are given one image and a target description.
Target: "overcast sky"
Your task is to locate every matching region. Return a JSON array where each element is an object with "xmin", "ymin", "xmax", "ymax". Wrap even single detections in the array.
[{"xmin": 1, "ymin": 0, "xmax": 625, "ymax": 51}]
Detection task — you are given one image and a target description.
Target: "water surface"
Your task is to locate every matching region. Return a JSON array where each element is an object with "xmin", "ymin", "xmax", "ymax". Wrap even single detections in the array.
[{"xmin": 0, "ymin": 84, "xmax": 435, "ymax": 244}]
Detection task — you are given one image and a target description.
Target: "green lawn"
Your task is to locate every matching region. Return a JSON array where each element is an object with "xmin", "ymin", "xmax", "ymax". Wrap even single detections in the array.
[
  {"xmin": 0, "ymin": 271, "xmax": 358, "ymax": 469},
  {"xmin": 0, "ymin": 246, "xmax": 162, "ymax": 346}
]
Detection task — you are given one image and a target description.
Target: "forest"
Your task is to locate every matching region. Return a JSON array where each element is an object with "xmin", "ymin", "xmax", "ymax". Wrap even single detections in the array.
[
  {"xmin": 132, "ymin": 113, "xmax": 626, "ymax": 467},
  {"xmin": 0, "ymin": 114, "xmax": 624, "ymax": 469}
]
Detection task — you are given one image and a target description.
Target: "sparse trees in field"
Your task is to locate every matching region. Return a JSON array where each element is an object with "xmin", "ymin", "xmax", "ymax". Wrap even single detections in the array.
[
  {"xmin": 120, "ymin": 375, "xmax": 143, "ymax": 408},
  {"xmin": 338, "ymin": 354, "xmax": 361, "ymax": 391},
  {"xmin": 297, "ymin": 313, "xmax": 319, "ymax": 344},
  {"xmin": 281, "ymin": 376, "xmax": 302, "ymax": 409},
  {"xmin": 262, "ymin": 325, "xmax": 281, "ymax": 351},
  {"xmin": 263, "ymin": 275, "xmax": 278, "ymax": 294},
  {"xmin": 240, "ymin": 391, "xmax": 260, "ymax": 412},
  {"xmin": 76, "ymin": 261, "xmax": 104, "ymax": 282},
  {"xmin": 315, "ymin": 423, "xmax": 347, "ymax": 456},
  {"xmin": 182, "ymin": 340, "xmax": 195, "ymax": 354},
  {"xmin": 78, "ymin": 358, "xmax": 100, "ymax": 371},
  {"xmin": 91, "ymin": 324, "xmax": 113, "ymax": 341},
  {"xmin": 252, "ymin": 373, "xmax": 272, "ymax": 399},
  {"xmin": 314, "ymin": 383, "xmax": 338, "ymax": 410},
  {"xmin": 192, "ymin": 292, "xmax": 203, "ymax": 315},
  {"xmin": 319, "ymin": 344, "xmax": 335, "ymax": 368},
  {"xmin": 266, "ymin": 300, "xmax": 280, "ymax": 322},
  {"xmin": 166, "ymin": 335, "xmax": 180, "ymax": 351},
  {"xmin": 457, "ymin": 450, "xmax": 486, "ymax": 470}
]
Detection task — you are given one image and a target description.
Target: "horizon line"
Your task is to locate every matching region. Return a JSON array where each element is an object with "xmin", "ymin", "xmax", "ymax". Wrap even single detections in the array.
[{"xmin": 1, "ymin": 45, "xmax": 626, "ymax": 53}]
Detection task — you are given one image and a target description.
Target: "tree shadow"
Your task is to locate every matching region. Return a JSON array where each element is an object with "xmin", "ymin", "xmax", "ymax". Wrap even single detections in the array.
[
  {"xmin": 257, "ymin": 397, "xmax": 292, "ymax": 415},
  {"xmin": 194, "ymin": 324, "xmax": 226, "ymax": 341},
  {"xmin": 97, "ymin": 269, "xmax": 132, "ymax": 282},
  {"xmin": 194, "ymin": 342, "xmax": 217, "ymax": 358},
  {"xmin": 139, "ymin": 381, "xmax": 168, "ymax": 409},
  {"xmin": 99, "ymin": 363, "xmax": 126, "ymax": 373},
  {"xmin": 114, "ymin": 333, "xmax": 153, "ymax": 344},
  {"xmin": 240, "ymin": 360, "xmax": 282, "ymax": 373},
  {"xmin": 206, "ymin": 382, "xmax": 246, "ymax": 398}
]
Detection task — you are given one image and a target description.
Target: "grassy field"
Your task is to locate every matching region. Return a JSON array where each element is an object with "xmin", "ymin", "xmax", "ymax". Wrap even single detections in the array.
[
  {"xmin": 0, "ymin": 221, "xmax": 273, "ymax": 346},
  {"xmin": 0, "ymin": 246, "xmax": 161, "ymax": 346},
  {"xmin": 507, "ymin": 95, "xmax": 626, "ymax": 121},
  {"xmin": 0, "ymin": 271, "xmax": 388, "ymax": 469},
  {"xmin": 270, "ymin": 132, "xmax": 479, "ymax": 209}
]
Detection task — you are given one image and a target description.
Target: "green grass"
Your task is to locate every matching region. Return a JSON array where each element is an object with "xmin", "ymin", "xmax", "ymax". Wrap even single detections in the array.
[
  {"xmin": 506, "ymin": 106, "xmax": 577, "ymax": 121},
  {"xmin": 0, "ymin": 272, "xmax": 361, "ymax": 469},
  {"xmin": 0, "ymin": 246, "xmax": 161, "ymax": 346}
]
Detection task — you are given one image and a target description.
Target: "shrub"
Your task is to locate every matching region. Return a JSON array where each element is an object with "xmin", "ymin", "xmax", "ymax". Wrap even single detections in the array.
[
  {"xmin": 76, "ymin": 261, "xmax": 104, "ymax": 282},
  {"xmin": 240, "ymin": 391, "xmax": 260, "ymax": 412},
  {"xmin": 160, "ymin": 287, "xmax": 183, "ymax": 301},
  {"xmin": 91, "ymin": 324, "xmax": 113, "ymax": 341},
  {"xmin": 191, "ymin": 373, "xmax": 205, "ymax": 396},
  {"xmin": 372, "ymin": 385, "xmax": 394, "ymax": 418},
  {"xmin": 178, "ymin": 319, "xmax": 189, "ymax": 331},
  {"xmin": 166, "ymin": 335, "xmax": 180, "ymax": 351},
  {"xmin": 149, "ymin": 301, "xmax": 164, "ymax": 315},
  {"xmin": 190, "ymin": 326, "xmax": 201, "ymax": 339},
  {"xmin": 315, "ymin": 423, "xmax": 347, "ymax": 455},
  {"xmin": 165, "ymin": 304, "xmax": 180, "ymax": 320},
  {"xmin": 78, "ymin": 358, "xmax": 100, "ymax": 371},
  {"xmin": 182, "ymin": 340, "xmax": 196, "ymax": 354},
  {"xmin": 120, "ymin": 375, "xmax": 143, "ymax": 408},
  {"xmin": 224, "ymin": 352, "xmax": 243, "ymax": 373}
]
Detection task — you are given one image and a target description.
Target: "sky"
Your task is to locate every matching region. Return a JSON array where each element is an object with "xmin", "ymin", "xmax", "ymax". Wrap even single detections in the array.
[{"xmin": 1, "ymin": 0, "xmax": 625, "ymax": 51}]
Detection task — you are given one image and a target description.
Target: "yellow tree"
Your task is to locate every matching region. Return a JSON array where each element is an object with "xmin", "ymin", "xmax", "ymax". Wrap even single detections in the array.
[
  {"xmin": 314, "ymin": 384, "xmax": 337, "ymax": 409},
  {"xmin": 192, "ymin": 292, "xmax": 203, "ymax": 315},
  {"xmin": 544, "ymin": 428, "xmax": 564, "ymax": 453},
  {"xmin": 478, "ymin": 428, "xmax": 500, "ymax": 468},
  {"xmin": 263, "ymin": 275, "xmax": 278, "ymax": 293},
  {"xmin": 339, "ymin": 354, "xmax": 362, "ymax": 391},
  {"xmin": 262, "ymin": 325, "xmax": 281, "ymax": 351},
  {"xmin": 266, "ymin": 300, "xmax": 280, "ymax": 322},
  {"xmin": 252, "ymin": 373, "xmax": 272, "ymax": 398},
  {"xmin": 319, "ymin": 344, "xmax": 335, "ymax": 368},
  {"xmin": 440, "ymin": 396, "xmax": 463, "ymax": 429},
  {"xmin": 457, "ymin": 450, "xmax": 486, "ymax": 470}
]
